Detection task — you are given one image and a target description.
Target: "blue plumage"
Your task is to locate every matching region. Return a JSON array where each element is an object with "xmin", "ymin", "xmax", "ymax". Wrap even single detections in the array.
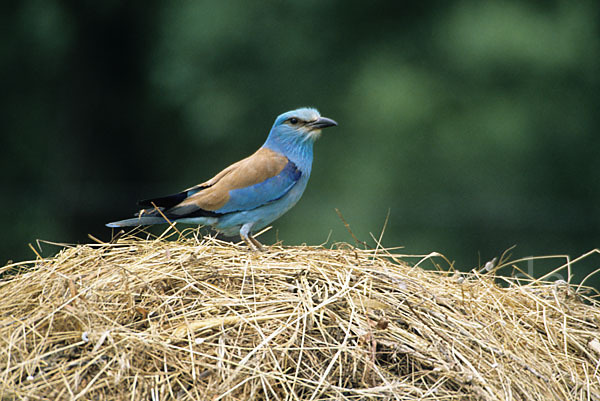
[
  {"xmin": 106, "ymin": 107, "xmax": 337, "ymax": 249},
  {"xmin": 215, "ymin": 160, "xmax": 301, "ymax": 214}
]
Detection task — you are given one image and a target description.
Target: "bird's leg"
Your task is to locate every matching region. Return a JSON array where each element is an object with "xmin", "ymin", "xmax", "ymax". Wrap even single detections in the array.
[
  {"xmin": 247, "ymin": 233, "xmax": 264, "ymax": 251},
  {"xmin": 240, "ymin": 223, "xmax": 264, "ymax": 251},
  {"xmin": 241, "ymin": 233, "xmax": 262, "ymax": 251}
]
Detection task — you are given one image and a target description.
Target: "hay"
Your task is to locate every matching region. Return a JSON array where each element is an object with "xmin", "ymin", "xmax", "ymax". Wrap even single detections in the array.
[{"xmin": 1, "ymin": 229, "xmax": 599, "ymax": 400}]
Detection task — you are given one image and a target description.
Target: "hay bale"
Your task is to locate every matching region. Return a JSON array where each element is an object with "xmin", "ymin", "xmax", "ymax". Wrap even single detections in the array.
[{"xmin": 1, "ymin": 231, "xmax": 599, "ymax": 400}]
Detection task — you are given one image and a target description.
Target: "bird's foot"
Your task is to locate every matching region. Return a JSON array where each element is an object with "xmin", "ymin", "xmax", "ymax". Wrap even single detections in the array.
[
  {"xmin": 248, "ymin": 234, "xmax": 265, "ymax": 252},
  {"xmin": 241, "ymin": 233, "xmax": 264, "ymax": 252}
]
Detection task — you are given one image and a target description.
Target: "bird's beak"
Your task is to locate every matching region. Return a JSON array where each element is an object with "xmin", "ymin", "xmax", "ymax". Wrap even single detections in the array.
[{"xmin": 308, "ymin": 116, "xmax": 338, "ymax": 130}]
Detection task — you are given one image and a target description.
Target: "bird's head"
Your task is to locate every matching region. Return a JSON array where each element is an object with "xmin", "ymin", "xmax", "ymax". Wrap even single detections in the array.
[{"xmin": 267, "ymin": 108, "xmax": 337, "ymax": 147}]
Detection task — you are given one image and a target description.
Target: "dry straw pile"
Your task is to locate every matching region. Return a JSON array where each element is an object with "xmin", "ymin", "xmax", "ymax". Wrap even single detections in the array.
[{"xmin": 1, "ymin": 229, "xmax": 599, "ymax": 400}]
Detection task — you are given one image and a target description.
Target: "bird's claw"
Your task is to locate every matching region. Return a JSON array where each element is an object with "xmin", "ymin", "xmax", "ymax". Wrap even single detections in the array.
[{"xmin": 242, "ymin": 233, "xmax": 264, "ymax": 252}]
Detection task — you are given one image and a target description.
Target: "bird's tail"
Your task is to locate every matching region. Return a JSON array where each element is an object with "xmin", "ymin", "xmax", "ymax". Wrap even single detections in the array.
[{"xmin": 105, "ymin": 216, "xmax": 169, "ymax": 228}]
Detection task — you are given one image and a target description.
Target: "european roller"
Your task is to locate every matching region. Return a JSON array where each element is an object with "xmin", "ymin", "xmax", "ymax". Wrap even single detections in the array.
[{"xmin": 106, "ymin": 107, "xmax": 337, "ymax": 250}]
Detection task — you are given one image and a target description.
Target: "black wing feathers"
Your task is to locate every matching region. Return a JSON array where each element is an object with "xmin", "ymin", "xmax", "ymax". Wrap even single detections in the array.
[
  {"xmin": 137, "ymin": 188, "xmax": 223, "ymax": 218},
  {"xmin": 137, "ymin": 191, "xmax": 189, "ymax": 209}
]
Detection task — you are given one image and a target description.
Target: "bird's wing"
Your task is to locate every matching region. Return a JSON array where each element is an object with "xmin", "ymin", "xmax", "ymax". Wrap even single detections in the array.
[{"xmin": 140, "ymin": 147, "xmax": 302, "ymax": 219}]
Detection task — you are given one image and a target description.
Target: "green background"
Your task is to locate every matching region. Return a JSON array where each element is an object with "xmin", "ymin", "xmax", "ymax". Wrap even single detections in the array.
[{"xmin": 2, "ymin": 1, "xmax": 599, "ymax": 284}]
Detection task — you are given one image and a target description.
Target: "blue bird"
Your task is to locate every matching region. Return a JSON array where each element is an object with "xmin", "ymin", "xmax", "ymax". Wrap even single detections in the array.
[{"xmin": 106, "ymin": 107, "xmax": 337, "ymax": 249}]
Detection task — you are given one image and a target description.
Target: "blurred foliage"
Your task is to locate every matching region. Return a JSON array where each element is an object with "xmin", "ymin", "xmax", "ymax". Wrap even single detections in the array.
[{"xmin": 2, "ymin": 1, "xmax": 599, "ymax": 285}]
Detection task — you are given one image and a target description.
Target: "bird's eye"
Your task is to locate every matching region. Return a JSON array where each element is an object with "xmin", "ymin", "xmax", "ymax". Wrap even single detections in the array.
[{"xmin": 289, "ymin": 117, "xmax": 299, "ymax": 125}]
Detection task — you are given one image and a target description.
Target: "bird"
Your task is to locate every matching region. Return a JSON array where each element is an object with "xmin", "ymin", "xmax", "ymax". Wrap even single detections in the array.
[{"xmin": 106, "ymin": 107, "xmax": 337, "ymax": 250}]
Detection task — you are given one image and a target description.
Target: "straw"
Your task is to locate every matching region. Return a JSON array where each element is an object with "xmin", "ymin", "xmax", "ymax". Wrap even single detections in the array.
[{"xmin": 1, "ymin": 229, "xmax": 599, "ymax": 400}]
